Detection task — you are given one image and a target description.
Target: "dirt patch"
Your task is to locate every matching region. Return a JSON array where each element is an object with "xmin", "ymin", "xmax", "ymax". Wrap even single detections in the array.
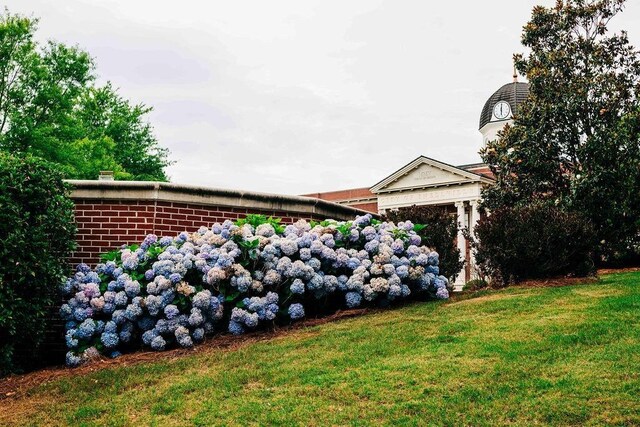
[
  {"xmin": 598, "ymin": 267, "xmax": 640, "ymax": 275},
  {"xmin": 515, "ymin": 275, "xmax": 601, "ymax": 288}
]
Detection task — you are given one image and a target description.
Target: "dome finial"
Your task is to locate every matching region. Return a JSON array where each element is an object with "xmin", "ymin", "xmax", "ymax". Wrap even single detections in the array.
[{"xmin": 513, "ymin": 65, "xmax": 518, "ymax": 83}]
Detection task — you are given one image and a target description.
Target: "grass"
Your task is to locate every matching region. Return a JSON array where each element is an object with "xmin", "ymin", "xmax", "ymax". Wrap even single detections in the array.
[{"xmin": 2, "ymin": 272, "xmax": 640, "ymax": 426}]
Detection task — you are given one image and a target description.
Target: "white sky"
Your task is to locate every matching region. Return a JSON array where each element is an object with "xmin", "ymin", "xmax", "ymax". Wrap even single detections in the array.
[{"xmin": 7, "ymin": 1, "xmax": 640, "ymax": 194}]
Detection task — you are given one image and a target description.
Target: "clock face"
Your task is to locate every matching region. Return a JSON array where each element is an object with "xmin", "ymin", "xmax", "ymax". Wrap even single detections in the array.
[{"xmin": 493, "ymin": 101, "xmax": 511, "ymax": 120}]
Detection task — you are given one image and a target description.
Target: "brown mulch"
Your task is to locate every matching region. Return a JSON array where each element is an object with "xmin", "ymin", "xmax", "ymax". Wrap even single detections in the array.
[
  {"xmin": 513, "ymin": 275, "xmax": 601, "ymax": 289},
  {"xmin": 598, "ymin": 267, "xmax": 640, "ymax": 275},
  {"xmin": 2, "ymin": 267, "xmax": 637, "ymax": 401}
]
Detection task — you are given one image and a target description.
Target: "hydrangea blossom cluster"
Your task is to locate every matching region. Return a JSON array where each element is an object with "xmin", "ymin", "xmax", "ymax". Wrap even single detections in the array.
[{"xmin": 61, "ymin": 214, "xmax": 449, "ymax": 366}]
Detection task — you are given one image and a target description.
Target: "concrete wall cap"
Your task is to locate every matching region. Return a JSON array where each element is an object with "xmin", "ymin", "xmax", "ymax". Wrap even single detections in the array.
[{"xmin": 65, "ymin": 180, "xmax": 377, "ymax": 219}]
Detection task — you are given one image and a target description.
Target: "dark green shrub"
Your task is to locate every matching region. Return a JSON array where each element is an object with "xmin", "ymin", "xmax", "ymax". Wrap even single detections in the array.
[
  {"xmin": 473, "ymin": 203, "xmax": 596, "ymax": 285},
  {"xmin": 0, "ymin": 153, "xmax": 76, "ymax": 375},
  {"xmin": 464, "ymin": 279, "xmax": 488, "ymax": 292},
  {"xmin": 385, "ymin": 205, "xmax": 464, "ymax": 282}
]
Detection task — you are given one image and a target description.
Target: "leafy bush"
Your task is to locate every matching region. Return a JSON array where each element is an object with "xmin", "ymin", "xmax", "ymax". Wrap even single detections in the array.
[
  {"xmin": 0, "ymin": 153, "xmax": 76, "ymax": 375},
  {"xmin": 61, "ymin": 214, "xmax": 449, "ymax": 366},
  {"xmin": 385, "ymin": 205, "xmax": 464, "ymax": 283},
  {"xmin": 463, "ymin": 279, "xmax": 488, "ymax": 292},
  {"xmin": 473, "ymin": 203, "xmax": 596, "ymax": 285}
]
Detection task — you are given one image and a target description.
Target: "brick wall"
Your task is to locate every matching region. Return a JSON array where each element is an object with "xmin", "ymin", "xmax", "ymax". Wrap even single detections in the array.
[
  {"xmin": 27, "ymin": 181, "xmax": 373, "ymax": 367},
  {"xmin": 68, "ymin": 181, "xmax": 372, "ymax": 267},
  {"xmin": 72, "ymin": 200, "xmax": 337, "ymax": 266}
]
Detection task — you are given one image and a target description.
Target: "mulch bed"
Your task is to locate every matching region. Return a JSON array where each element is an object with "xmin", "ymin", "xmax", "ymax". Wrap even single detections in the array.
[
  {"xmin": 1, "ymin": 267, "xmax": 636, "ymax": 401},
  {"xmin": 512, "ymin": 275, "xmax": 601, "ymax": 289},
  {"xmin": 598, "ymin": 267, "xmax": 640, "ymax": 275}
]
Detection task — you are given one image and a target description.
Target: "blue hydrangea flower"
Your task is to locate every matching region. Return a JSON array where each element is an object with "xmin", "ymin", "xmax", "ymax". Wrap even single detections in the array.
[
  {"xmin": 119, "ymin": 330, "xmax": 132, "ymax": 343},
  {"xmin": 65, "ymin": 330, "xmax": 79, "ymax": 348},
  {"xmin": 76, "ymin": 319, "xmax": 96, "ymax": 340},
  {"xmin": 288, "ymin": 303, "xmax": 305, "ymax": 320},
  {"xmin": 426, "ymin": 265, "xmax": 440, "ymax": 275},
  {"xmin": 114, "ymin": 291, "xmax": 128, "ymax": 307},
  {"xmin": 353, "ymin": 214, "xmax": 372, "ymax": 227},
  {"xmin": 228, "ymin": 320, "xmax": 244, "ymax": 335},
  {"xmin": 244, "ymin": 312, "xmax": 259, "ymax": 328},
  {"xmin": 125, "ymin": 303, "xmax": 143, "ymax": 321},
  {"xmin": 388, "ymin": 285, "xmax": 402, "ymax": 299},
  {"xmin": 436, "ymin": 287, "xmax": 449, "ymax": 299},
  {"xmin": 151, "ymin": 335, "xmax": 166, "ymax": 351},
  {"xmin": 298, "ymin": 248, "xmax": 312, "ymax": 261},
  {"xmin": 101, "ymin": 332, "xmax": 119, "ymax": 349},
  {"xmin": 307, "ymin": 258, "xmax": 321, "ymax": 271},
  {"xmin": 73, "ymin": 307, "xmax": 90, "ymax": 322},
  {"xmin": 65, "ymin": 320, "xmax": 78, "ymax": 331},
  {"xmin": 66, "ymin": 351, "xmax": 82, "ymax": 367},
  {"xmin": 192, "ymin": 328, "xmax": 205, "ymax": 342},
  {"xmin": 175, "ymin": 326, "xmax": 193, "ymax": 347},
  {"xmin": 347, "ymin": 257, "xmax": 361, "ymax": 270},
  {"xmin": 141, "ymin": 234, "xmax": 158, "ymax": 250},
  {"xmin": 142, "ymin": 329, "xmax": 158, "ymax": 346},
  {"xmin": 188, "ymin": 308, "xmax": 204, "ymax": 327},
  {"xmin": 290, "ymin": 279, "xmax": 305, "ymax": 295},
  {"xmin": 164, "ymin": 304, "xmax": 180, "ymax": 320},
  {"xmin": 345, "ymin": 292, "xmax": 362, "ymax": 308},
  {"xmin": 159, "ymin": 236, "xmax": 173, "ymax": 246},
  {"xmin": 124, "ymin": 280, "xmax": 141, "ymax": 297},
  {"xmin": 60, "ymin": 304, "xmax": 73, "ymax": 320}
]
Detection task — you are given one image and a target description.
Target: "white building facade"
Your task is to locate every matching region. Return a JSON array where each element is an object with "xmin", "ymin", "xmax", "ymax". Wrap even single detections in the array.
[{"xmin": 308, "ymin": 80, "xmax": 530, "ymax": 290}]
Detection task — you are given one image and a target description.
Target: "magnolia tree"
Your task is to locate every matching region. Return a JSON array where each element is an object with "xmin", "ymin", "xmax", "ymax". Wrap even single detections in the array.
[{"xmin": 482, "ymin": 0, "xmax": 640, "ymax": 263}]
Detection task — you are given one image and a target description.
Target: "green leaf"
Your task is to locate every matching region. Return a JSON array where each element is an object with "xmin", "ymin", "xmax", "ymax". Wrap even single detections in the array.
[
  {"xmin": 225, "ymin": 292, "xmax": 240, "ymax": 302},
  {"xmin": 413, "ymin": 224, "xmax": 427, "ymax": 233}
]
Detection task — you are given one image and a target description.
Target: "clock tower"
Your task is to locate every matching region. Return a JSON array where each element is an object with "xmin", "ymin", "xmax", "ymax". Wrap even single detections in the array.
[{"xmin": 479, "ymin": 78, "xmax": 530, "ymax": 146}]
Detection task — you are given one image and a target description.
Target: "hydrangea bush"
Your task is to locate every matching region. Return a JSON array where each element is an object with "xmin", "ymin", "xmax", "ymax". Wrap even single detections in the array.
[{"xmin": 61, "ymin": 214, "xmax": 449, "ymax": 366}]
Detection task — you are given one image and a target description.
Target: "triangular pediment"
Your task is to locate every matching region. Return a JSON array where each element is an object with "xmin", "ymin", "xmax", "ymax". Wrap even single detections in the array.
[{"xmin": 370, "ymin": 156, "xmax": 491, "ymax": 193}]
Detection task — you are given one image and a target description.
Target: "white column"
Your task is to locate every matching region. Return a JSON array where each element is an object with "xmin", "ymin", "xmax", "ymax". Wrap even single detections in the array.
[
  {"xmin": 469, "ymin": 200, "xmax": 480, "ymax": 238},
  {"xmin": 468, "ymin": 200, "xmax": 481, "ymax": 281},
  {"xmin": 454, "ymin": 201, "xmax": 466, "ymax": 291}
]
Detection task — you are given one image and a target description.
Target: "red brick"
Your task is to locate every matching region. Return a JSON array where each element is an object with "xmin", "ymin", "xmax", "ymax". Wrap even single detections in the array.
[
  {"xmin": 127, "ymin": 217, "xmax": 149, "ymax": 224},
  {"xmin": 116, "ymin": 222, "xmax": 138, "ymax": 229},
  {"xmin": 109, "ymin": 217, "xmax": 129, "ymax": 224},
  {"xmin": 160, "ymin": 207, "xmax": 181, "ymax": 214}
]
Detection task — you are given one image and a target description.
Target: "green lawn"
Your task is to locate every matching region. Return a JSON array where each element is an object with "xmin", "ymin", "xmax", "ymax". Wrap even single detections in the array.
[{"xmin": 2, "ymin": 272, "xmax": 640, "ymax": 426}]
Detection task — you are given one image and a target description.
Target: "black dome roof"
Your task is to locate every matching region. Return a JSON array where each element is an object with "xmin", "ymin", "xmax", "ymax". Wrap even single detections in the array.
[{"xmin": 479, "ymin": 82, "xmax": 530, "ymax": 130}]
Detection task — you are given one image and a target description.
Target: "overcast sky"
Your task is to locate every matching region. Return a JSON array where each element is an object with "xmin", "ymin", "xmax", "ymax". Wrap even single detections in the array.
[{"xmin": 7, "ymin": 1, "xmax": 640, "ymax": 194}]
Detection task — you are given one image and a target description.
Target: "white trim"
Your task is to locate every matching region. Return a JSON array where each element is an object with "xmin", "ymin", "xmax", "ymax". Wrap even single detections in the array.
[{"xmin": 370, "ymin": 156, "xmax": 493, "ymax": 194}]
